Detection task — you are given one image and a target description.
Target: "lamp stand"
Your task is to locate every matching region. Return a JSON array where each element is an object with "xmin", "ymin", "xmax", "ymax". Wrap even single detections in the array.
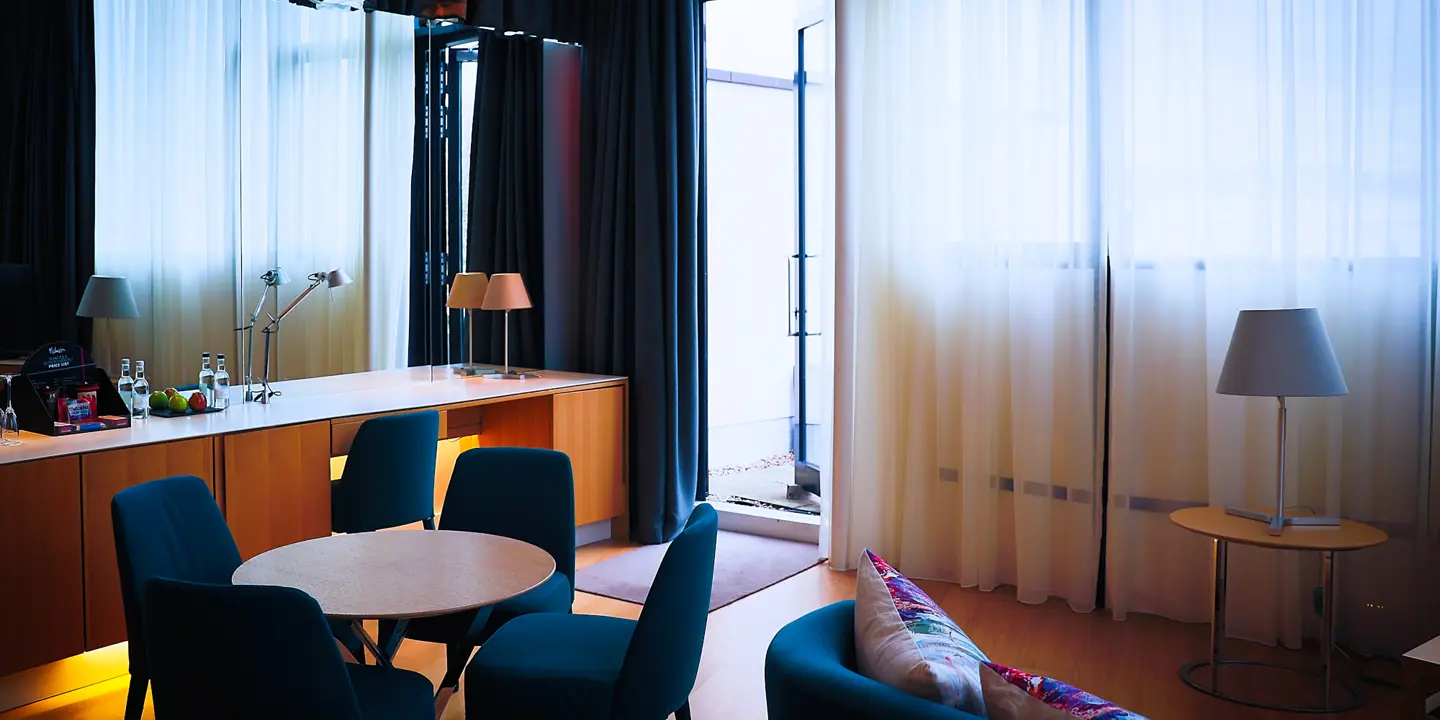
[
  {"xmin": 454, "ymin": 309, "xmax": 489, "ymax": 376},
  {"xmin": 239, "ymin": 281, "xmax": 279, "ymax": 402},
  {"xmin": 1224, "ymin": 396, "xmax": 1340, "ymax": 536},
  {"xmin": 482, "ymin": 309, "xmax": 537, "ymax": 380},
  {"xmin": 250, "ymin": 274, "xmax": 327, "ymax": 402},
  {"xmin": 254, "ymin": 325, "xmax": 280, "ymax": 404}
]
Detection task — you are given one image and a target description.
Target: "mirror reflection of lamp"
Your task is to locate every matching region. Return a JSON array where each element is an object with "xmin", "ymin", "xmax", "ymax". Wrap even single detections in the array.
[
  {"xmin": 479, "ymin": 273, "xmax": 536, "ymax": 380},
  {"xmin": 76, "ymin": 276, "xmax": 140, "ymax": 376},
  {"xmin": 252, "ymin": 268, "xmax": 353, "ymax": 403},
  {"xmin": 446, "ymin": 272, "xmax": 489, "ymax": 374}
]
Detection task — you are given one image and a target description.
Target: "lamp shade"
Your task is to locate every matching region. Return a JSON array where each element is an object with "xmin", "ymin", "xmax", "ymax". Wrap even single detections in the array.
[
  {"xmin": 325, "ymin": 268, "xmax": 353, "ymax": 288},
  {"xmin": 262, "ymin": 267, "xmax": 292, "ymax": 286},
  {"xmin": 446, "ymin": 272, "xmax": 490, "ymax": 309},
  {"xmin": 481, "ymin": 273, "xmax": 532, "ymax": 311},
  {"xmin": 76, "ymin": 276, "xmax": 139, "ymax": 319},
  {"xmin": 1216, "ymin": 308, "xmax": 1348, "ymax": 397}
]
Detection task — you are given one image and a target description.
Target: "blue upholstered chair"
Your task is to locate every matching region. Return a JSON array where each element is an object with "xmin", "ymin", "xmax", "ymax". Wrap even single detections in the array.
[
  {"xmin": 404, "ymin": 447, "xmax": 577, "ymax": 689},
  {"xmin": 111, "ymin": 475, "xmax": 363, "ymax": 720},
  {"xmin": 143, "ymin": 578, "xmax": 434, "ymax": 720},
  {"xmin": 765, "ymin": 600, "xmax": 980, "ymax": 720},
  {"xmin": 463, "ymin": 503, "xmax": 720, "ymax": 720},
  {"xmin": 330, "ymin": 410, "xmax": 440, "ymax": 534}
]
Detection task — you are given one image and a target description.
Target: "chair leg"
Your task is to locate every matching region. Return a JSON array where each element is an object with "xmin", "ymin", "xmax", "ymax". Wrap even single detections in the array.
[
  {"xmin": 423, "ymin": 516, "xmax": 436, "ymax": 530},
  {"xmin": 124, "ymin": 674, "xmax": 147, "ymax": 720},
  {"xmin": 675, "ymin": 700, "xmax": 692, "ymax": 720},
  {"xmin": 439, "ymin": 642, "xmax": 471, "ymax": 689}
]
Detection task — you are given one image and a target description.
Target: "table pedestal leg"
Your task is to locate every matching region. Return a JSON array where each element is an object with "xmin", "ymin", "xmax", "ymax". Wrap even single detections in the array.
[
  {"xmin": 1321, "ymin": 550, "xmax": 1335, "ymax": 710},
  {"xmin": 352, "ymin": 620, "xmax": 391, "ymax": 668},
  {"xmin": 350, "ymin": 618, "xmax": 411, "ymax": 668},
  {"xmin": 1210, "ymin": 538, "xmax": 1228, "ymax": 691}
]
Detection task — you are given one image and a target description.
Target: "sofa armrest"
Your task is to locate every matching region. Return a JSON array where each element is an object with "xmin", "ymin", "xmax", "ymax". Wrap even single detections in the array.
[{"xmin": 765, "ymin": 600, "xmax": 981, "ymax": 720}]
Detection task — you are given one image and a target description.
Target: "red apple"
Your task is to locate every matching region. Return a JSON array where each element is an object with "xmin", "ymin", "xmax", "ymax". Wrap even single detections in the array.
[{"xmin": 188, "ymin": 392, "xmax": 208, "ymax": 412}]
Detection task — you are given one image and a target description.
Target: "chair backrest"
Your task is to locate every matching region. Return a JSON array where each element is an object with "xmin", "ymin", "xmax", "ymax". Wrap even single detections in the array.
[
  {"xmin": 439, "ymin": 447, "xmax": 577, "ymax": 589},
  {"xmin": 143, "ymin": 578, "xmax": 363, "ymax": 720},
  {"xmin": 610, "ymin": 504, "xmax": 719, "ymax": 720},
  {"xmin": 332, "ymin": 409, "xmax": 440, "ymax": 533},
  {"xmin": 111, "ymin": 475, "xmax": 242, "ymax": 676}
]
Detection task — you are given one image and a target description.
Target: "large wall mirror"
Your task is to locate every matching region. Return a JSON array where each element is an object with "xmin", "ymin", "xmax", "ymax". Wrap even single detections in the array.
[{"xmin": 0, "ymin": 0, "xmax": 581, "ymax": 392}]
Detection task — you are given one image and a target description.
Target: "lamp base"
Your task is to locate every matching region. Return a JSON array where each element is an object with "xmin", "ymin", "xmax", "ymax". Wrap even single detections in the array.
[
  {"xmin": 452, "ymin": 363, "xmax": 502, "ymax": 377},
  {"xmin": 1224, "ymin": 506, "xmax": 1340, "ymax": 536},
  {"xmin": 480, "ymin": 370, "xmax": 539, "ymax": 380}
]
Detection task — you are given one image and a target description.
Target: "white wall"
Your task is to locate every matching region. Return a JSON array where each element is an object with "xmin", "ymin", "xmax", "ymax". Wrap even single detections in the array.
[
  {"xmin": 705, "ymin": 0, "xmax": 799, "ymax": 77},
  {"xmin": 705, "ymin": 80, "xmax": 796, "ymax": 468}
]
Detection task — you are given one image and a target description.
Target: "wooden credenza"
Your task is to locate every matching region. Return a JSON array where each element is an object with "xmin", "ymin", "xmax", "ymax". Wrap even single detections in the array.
[{"xmin": 0, "ymin": 368, "xmax": 627, "ymax": 693}]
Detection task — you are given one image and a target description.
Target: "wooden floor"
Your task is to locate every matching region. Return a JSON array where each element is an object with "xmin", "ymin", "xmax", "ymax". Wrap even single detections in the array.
[{"xmin": 1, "ymin": 541, "xmax": 1408, "ymax": 720}]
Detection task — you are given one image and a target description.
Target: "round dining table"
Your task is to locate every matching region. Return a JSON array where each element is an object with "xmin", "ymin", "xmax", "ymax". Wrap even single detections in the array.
[{"xmin": 232, "ymin": 530, "xmax": 555, "ymax": 669}]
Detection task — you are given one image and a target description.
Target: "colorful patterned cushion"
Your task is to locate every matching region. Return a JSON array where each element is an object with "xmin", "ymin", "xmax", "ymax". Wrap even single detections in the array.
[
  {"xmin": 853, "ymin": 548, "xmax": 990, "ymax": 715},
  {"xmin": 985, "ymin": 662, "xmax": 1149, "ymax": 720}
]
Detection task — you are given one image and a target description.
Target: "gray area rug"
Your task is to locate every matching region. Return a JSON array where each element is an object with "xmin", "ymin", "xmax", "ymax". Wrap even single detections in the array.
[{"xmin": 576, "ymin": 530, "xmax": 821, "ymax": 611}]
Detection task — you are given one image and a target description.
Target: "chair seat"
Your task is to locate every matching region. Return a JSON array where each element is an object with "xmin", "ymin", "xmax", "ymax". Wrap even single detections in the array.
[
  {"xmin": 347, "ymin": 663, "xmax": 435, "ymax": 720},
  {"xmin": 408, "ymin": 573, "xmax": 572, "ymax": 647},
  {"xmin": 464, "ymin": 613, "xmax": 636, "ymax": 719}
]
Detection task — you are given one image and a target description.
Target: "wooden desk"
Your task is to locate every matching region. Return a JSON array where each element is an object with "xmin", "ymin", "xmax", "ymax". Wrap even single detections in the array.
[{"xmin": 0, "ymin": 367, "xmax": 626, "ymax": 702}]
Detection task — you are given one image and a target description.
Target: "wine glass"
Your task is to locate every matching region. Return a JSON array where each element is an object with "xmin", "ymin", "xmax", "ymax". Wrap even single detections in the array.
[{"xmin": 0, "ymin": 374, "xmax": 18, "ymax": 447}]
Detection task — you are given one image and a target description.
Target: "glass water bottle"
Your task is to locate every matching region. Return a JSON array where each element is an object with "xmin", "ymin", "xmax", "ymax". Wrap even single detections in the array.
[
  {"xmin": 199, "ymin": 352, "xmax": 216, "ymax": 406},
  {"xmin": 131, "ymin": 361, "xmax": 150, "ymax": 419},
  {"xmin": 117, "ymin": 359, "xmax": 134, "ymax": 410},
  {"xmin": 214, "ymin": 354, "xmax": 230, "ymax": 410}
]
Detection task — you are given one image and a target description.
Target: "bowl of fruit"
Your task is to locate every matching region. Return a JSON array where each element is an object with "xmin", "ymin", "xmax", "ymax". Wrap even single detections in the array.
[{"xmin": 148, "ymin": 387, "xmax": 217, "ymax": 417}]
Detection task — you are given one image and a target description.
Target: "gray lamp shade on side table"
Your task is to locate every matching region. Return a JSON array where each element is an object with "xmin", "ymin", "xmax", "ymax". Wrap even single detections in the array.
[{"xmin": 1216, "ymin": 308, "xmax": 1348, "ymax": 398}]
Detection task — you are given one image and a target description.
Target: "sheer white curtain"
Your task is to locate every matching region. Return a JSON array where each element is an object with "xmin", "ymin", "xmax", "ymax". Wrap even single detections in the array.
[
  {"xmin": 1104, "ymin": 0, "xmax": 1435, "ymax": 653},
  {"xmin": 833, "ymin": 0, "xmax": 1102, "ymax": 611},
  {"xmin": 238, "ymin": 0, "xmax": 367, "ymax": 381},
  {"xmin": 95, "ymin": 0, "xmax": 413, "ymax": 389},
  {"xmin": 94, "ymin": 0, "xmax": 243, "ymax": 390},
  {"xmin": 365, "ymin": 12, "xmax": 415, "ymax": 371}
]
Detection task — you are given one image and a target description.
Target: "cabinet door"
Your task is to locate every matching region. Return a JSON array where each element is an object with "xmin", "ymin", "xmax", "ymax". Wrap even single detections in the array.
[
  {"xmin": 0, "ymin": 457, "xmax": 84, "ymax": 676},
  {"xmin": 553, "ymin": 387, "xmax": 627, "ymax": 526},
  {"xmin": 223, "ymin": 422, "xmax": 331, "ymax": 561},
  {"xmin": 81, "ymin": 439, "xmax": 215, "ymax": 650}
]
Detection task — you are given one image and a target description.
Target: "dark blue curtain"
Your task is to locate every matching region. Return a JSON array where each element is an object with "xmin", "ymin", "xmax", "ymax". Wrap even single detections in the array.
[
  {"xmin": 579, "ymin": 0, "xmax": 706, "ymax": 543},
  {"xmin": 467, "ymin": 33, "xmax": 545, "ymax": 369},
  {"xmin": 0, "ymin": 0, "xmax": 95, "ymax": 355}
]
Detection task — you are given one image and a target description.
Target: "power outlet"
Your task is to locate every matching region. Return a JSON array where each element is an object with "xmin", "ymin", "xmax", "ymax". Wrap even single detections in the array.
[{"xmin": 1312, "ymin": 587, "xmax": 1387, "ymax": 615}]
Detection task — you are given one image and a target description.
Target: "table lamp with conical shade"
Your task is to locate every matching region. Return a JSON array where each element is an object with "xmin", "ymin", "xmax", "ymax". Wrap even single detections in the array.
[
  {"xmin": 447, "ymin": 272, "xmax": 488, "ymax": 374},
  {"xmin": 480, "ymin": 273, "xmax": 536, "ymax": 379},
  {"xmin": 1217, "ymin": 308, "xmax": 1348, "ymax": 536}
]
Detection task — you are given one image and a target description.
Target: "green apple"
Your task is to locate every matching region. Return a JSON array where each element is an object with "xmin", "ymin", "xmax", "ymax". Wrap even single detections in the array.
[
  {"xmin": 167, "ymin": 394, "xmax": 189, "ymax": 413},
  {"xmin": 149, "ymin": 391, "xmax": 168, "ymax": 410}
]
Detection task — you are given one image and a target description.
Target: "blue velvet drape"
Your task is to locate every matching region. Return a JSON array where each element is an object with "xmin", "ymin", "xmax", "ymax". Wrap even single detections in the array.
[
  {"xmin": 579, "ymin": 0, "xmax": 706, "ymax": 544},
  {"xmin": 467, "ymin": 33, "xmax": 545, "ymax": 369}
]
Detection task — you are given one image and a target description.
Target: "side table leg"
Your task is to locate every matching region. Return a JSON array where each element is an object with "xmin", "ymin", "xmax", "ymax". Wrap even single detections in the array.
[
  {"xmin": 1322, "ymin": 550, "xmax": 1335, "ymax": 710},
  {"xmin": 1210, "ymin": 538, "xmax": 1228, "ymax": 691}
]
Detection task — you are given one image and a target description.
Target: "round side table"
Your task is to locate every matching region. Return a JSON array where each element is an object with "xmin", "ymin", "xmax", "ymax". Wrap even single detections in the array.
[{"xmin": 1169, "ymin": 506, "xmax": 1387, "ymax": 714}]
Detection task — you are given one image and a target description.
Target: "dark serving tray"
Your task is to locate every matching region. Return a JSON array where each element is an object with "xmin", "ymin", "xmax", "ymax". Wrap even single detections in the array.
[{"xmin": 149, "ymin": 405, "xmax": 225, "ymax": 419}]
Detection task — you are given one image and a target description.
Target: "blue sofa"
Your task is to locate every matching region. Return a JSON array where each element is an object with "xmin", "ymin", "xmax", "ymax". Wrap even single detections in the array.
[{"xmin": 765, "ymin": 600, "xmax": 983, "ymax": 720}]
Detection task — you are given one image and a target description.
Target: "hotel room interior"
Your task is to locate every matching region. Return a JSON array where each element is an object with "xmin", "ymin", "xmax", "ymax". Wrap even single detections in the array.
[{"xmin": 1, "ymin": 0, "xmax": 1439, "ymax": 718}]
